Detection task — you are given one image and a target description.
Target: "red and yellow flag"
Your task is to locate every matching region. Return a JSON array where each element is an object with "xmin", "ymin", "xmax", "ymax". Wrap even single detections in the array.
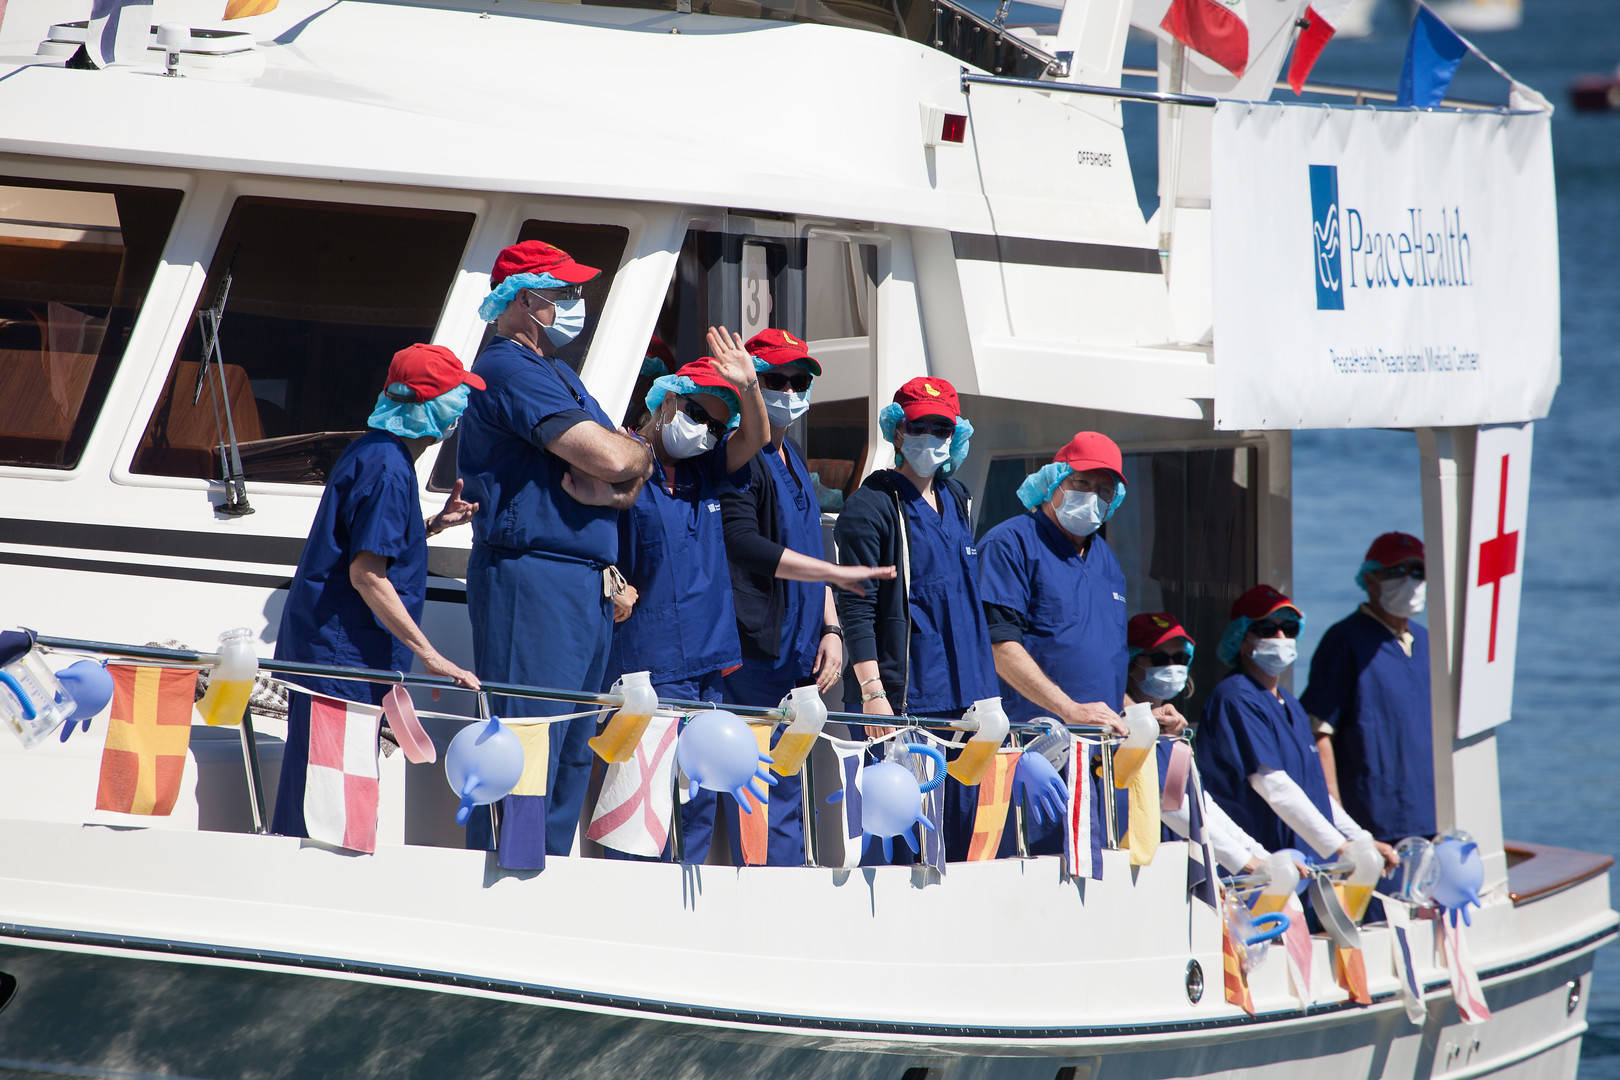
[
  {"xmin": 223, "ymin": 0, "xmax": 279, "ymax": 17},
  {"xmin": 965, "ymin": 750, "xmax": 1019, "ymax": 861},
  {"xmin": 1335, "ymin": 945, "xmax": 1372, "ymax": 1005},
  {"xmin": 96, "ymin": 665, "xmax": 197, "ymax": 815},
  {"xmin": 736, "ymin": 721, "xmax": 775, "ymax": 866},
  {"xmin": 1222, "ymin": 919, "xmax": 1255, "ymax": 1015}
]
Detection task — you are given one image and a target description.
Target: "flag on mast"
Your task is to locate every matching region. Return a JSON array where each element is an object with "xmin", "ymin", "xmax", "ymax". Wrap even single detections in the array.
[
  {"xmin": 1288, "ymin": 0, "xmax": 1355, "ymax": 93},
  {"xmin": 1160, "ymin": 0, "xmax": 1251, "ymax": 78}
]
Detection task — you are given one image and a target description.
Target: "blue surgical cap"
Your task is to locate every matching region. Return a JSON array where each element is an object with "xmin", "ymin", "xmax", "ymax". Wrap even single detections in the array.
[
  {"xmin": 477, "ymin": 271, "xmax": 571, "ymax": 323},
  {"xmin": 1216, "ymin": 611, "xmax": 1305, "ymax": 666},
  {"xmin": 367, "ymin": 383, "xmax": 471, "ymax": 440},
  {"xmin": 1017, "ymin": 462, "xmax": 1073, "ymax": 510},
  {"xmin": 878, "ymin": 401, "xmax": 973, "ymax": 475},
  {"xmin": 1130, "ymin": 640, "xmax": 1195, "ymax": 661},
  {"xmin": 644, "ymin": 374, "xmax": 741, "ymax": 430},
  {"xmin": 1354, "ymin": 559, "xmax": 1383, "ymax": 591}
]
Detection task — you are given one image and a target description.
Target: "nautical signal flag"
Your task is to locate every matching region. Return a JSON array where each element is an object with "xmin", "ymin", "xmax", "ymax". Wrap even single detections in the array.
[
  {"xmin": 1222, "ymin": 917, "xmax": 1255, "ymax": 1015},
  {"xmin": 223, "ymin": 0, "xmax": 279, "ymax": 16},
  {"xmin": 1161, "ymin": 0, "xmax": 1250, "ymax": 78},
  {"xmin": 587, "ymin": 716, "xmax": 678, "ymax": 859},
  {"xmin": 1125, "ymin": 743, "xmax": 1161, "ymax": 867},
  {"xmin": 1287, "ymin": 0, "xmax": 1355, "ymax": 93},
  {"xmin": 964, "ymin": 750, "xmax": 1019, "ymax": 861},
  {"xmin": 1396, "ymin": 5, "xmax": 1468, "ymax": 108},
  {"xmin": 1282, "ymin": 894, "xmax": 1315, "ymax": 1009},
  {"xmin": 1062, "ymin": 736, "xmax": 1102, "ymax": 881},
  {"xmin": 1335, "ymin": 945, "xmax": 1372, "ymax": 1005},
  {"xmin": 1442, "ymin": 918, "xmax": 1492, "ymax": 1024},
  {"xmin": 826, "ymin": 738, "xmax": 865, "ymax": 869},
  {"xmin": 736, "ymin": 721, "xmax": 776, "ymax": 866},
  {"xmin": 302, "ymin": 695, "xmax": 381, "ymax": 854},
  {"xmin": 499, "ymin": 722, "xmax": 553, "ymax": 870},
  {"xmin": 96, "ymin": 665, "xmax": 197, "ymax": 816}
]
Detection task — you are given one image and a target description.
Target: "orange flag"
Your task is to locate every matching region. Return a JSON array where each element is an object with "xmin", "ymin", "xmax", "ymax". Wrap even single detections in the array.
[
  {"xmin": 223, "ymin": 0, "xmax": 279, "ymax": 17},
  {"xmin": 96, "ymin": 666, "xmax": 197, "ymax": 815},
  {"xmin": 1336, "ymin": 945, "xmax": 1372, "ymax": 1005},
  {"xmin": 1222, "ymin": 919, "xmax": 1255, "ymax": 1015},
  {"xmin": 736, "ymin": 721, "xmax": 775, "ymax": 866},
  {"xmin": 965, "ymin": 750, "xmax": 1019, "ymax": 861}
]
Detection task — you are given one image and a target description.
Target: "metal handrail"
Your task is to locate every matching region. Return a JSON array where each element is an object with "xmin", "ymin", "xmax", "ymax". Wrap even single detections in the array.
[{"xmin": 962, "ymin": 70, "xmax": 1219, "ymax": 107}]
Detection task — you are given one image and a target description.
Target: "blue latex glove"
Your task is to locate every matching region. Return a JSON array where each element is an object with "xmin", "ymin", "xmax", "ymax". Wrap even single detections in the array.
[{"xmin": 1011, "ymin": 749, "xmax": 1067, "ymax": 827}]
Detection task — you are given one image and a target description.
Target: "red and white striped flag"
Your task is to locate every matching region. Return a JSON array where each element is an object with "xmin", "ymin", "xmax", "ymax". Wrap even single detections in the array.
[
  {"xmin": 1287, "ymin": 0, "xmax": 1354, "ymax": 93},
  {"xmin": 303, "ymin": 695, "xmax": 381, "ymax": 854},
  {"xmin": 1063, "ymin": 736, "xmax": 1101, "ymax": 880},
  {"xmin": 586, "ymin": 716, "xmax": 678, "ymax": 858},
  {"xmin": 1282, "ymin": 893, "xmax": 1315, "ymax": 1008},
  {"xmin": 1442, "ymin": 918, "xmax": 1492, "ymax": 1024},
  {"xmin": 1161, "ymin": 0, "xmax": 1250, "ymax": 78}
]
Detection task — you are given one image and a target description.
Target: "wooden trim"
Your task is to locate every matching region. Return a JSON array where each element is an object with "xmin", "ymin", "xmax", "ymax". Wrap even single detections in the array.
[{"xmin": 1505, "ymin": 839, "xmax": 1614, "ymax": 906}]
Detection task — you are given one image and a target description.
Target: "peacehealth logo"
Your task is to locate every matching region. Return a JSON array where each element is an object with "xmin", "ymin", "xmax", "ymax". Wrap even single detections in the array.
[{"xmin": 1309, "ymin": 164, "xmax": 1474, "ymax": 311}]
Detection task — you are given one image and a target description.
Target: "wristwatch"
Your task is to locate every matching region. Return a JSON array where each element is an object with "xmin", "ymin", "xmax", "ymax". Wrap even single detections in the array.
[{"xmin": 820, "ymin": 624, "xmax": 844, "ymax": 640}]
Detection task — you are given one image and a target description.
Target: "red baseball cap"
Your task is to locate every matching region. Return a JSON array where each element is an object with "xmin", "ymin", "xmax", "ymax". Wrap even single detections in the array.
[
  {"xmin": 672, "ymin": 359, "xmax": 738, "ymax": 417},
  {"xmin": 745, "ymin": 328, "xmax": 822, "ymax": 375},
  {"xmin": 1128, "ymin": 612, "xmax": 1195, "ymax": 652},
  {"xmin": 893, "ymin": 377, "xmax": 960, "ymax": 422},
  {"xmin": 1365, "ymin": 531, "xmax": 1424, "ymax": 566},
  {"xmin": 490, "ymin": 240, "xmax": 600, "ymax": 287},
  {"xmin": 384, "ymin": 344, "xmax": 484, "ymax": 402},
  {"xmin": 1055, "ymin": 431, "xmax": 1125, "ymax": 484},
  {"xmin": 1231, "ymin": 584, "xmax": 1301, "ymax": 622}
]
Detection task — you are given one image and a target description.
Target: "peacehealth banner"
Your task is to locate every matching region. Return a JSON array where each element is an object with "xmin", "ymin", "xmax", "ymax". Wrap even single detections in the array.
[{"xmin": 1209, "ymin": 102, "xmax": 1558, "ymax": 431}]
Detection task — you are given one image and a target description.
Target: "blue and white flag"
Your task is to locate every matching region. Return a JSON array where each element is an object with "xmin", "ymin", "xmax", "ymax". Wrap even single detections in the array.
[
  {"xmin": 1396, "ymin": 6, "xmax": 1468, "ymax": 108},
  {"xmin": 827, "ymin": 738, "xmax": 865, "ymax": 869},
  {"xmin": 1185, "ymin": 767, "xmax": 1219, "ymax": 909},
  {"xmin": 1385, "ymin": 900, "xmax": 1429, "ymax": 1025}
]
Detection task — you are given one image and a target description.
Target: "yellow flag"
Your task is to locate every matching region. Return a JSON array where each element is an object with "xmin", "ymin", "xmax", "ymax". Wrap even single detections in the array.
[
  {"xmin": 508, "ymin": 722, "xmax": 551, "ymax": 797},
  {"xmin": 223, "ymin": 0, "xmax": 279, "ymax": 18},
  {"xmin": 1125, "ymin": 746, "xmax": 1161, "ymax": 866}
]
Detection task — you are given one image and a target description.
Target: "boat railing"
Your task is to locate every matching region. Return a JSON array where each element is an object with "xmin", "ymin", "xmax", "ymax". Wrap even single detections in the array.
[{"xmin": 34, "ymin": 634, "xmax": 1136, "ymax": 865}]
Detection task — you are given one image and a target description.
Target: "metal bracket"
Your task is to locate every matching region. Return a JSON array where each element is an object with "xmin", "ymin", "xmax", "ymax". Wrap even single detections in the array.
[{"xmin": 1046, "ymin": 50, "xmax": 1072, "ymax": 79}]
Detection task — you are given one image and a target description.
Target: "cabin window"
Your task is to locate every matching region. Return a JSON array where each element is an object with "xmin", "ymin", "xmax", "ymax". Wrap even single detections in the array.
[
  {"xmin": 802, "ymin": 238, "xmax": 876, "ymax": 506},
  {"xmin": 979, "ymin": 447, "xmax": 1258, "ymax": 724},
  {"xmin": 428, "ymin": 219, "xmax": 629, "ymax": 492},
  {"xmin": 0, "ymin": 178, "xmax": 181, "ymax": 469},
  {"xmin": 131, "ymin": 197, "xmax": 474, "ymax": 485}
]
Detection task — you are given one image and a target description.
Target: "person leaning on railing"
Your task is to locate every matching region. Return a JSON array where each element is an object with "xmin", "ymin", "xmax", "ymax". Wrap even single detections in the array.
[{"xmin": 270, "ymin": 344, "xmax": 483, "ymax": 840}]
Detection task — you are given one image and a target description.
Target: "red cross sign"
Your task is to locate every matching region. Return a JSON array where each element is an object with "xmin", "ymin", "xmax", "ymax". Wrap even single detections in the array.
[{"xmin": 1457, "ymin": 424, "xmax": 1532, "ymax": 739}]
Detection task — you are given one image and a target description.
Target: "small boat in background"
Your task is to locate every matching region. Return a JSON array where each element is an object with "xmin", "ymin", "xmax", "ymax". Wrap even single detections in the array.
[
  {"xmin": 1570, "ymin": 67, "xmax": 1620, "ymax": 112},
  {"xmin": 1427, "ymin": 0, "xmax": 1522, "ymax": 33}
]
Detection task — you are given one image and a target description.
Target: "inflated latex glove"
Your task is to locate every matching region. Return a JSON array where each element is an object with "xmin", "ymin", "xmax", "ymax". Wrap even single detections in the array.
[{"xmin": 1012, "ymin": 749, "xmax": 1068, "ymax": 827}]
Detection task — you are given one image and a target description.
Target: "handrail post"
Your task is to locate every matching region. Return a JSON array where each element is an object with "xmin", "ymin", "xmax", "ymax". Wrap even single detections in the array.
[
  {"xmin": 236, "ymin": 704, "xmax": 268, "ymax": 834},
  {"xmin": 1099, "ymin": 740, "xmax": 1118, "ymax": 849}
]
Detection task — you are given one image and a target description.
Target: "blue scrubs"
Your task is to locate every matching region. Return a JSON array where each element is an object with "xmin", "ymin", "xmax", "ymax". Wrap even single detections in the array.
[
  {"xmin": 606, "ymin": 438, "xmax": 747, "ymax": 863},
  {"xmin": 1300, "ymin": 612, "xmax": 1436, "ymax": 842},
  {"xmin": 978, "ymin": 510, "xmax": 1128, "ymax": 854},
  {"xmin": 271, "ymin": 430, "xmax": 425, "ymax": 837},
  {"xmin": 459, "ymin": 336, "xmax": 620, "ymax": 864},
  {"xmin": 889, "ymin": 478, "xmax": 999, "ymax": 862},
  {"xmin": 722, "ymin": 440, "xmax": 823, "ymax": 866},
  {"xmin": 1197, "ymin": 671, "xmax": 1335, "ymax": 856}
]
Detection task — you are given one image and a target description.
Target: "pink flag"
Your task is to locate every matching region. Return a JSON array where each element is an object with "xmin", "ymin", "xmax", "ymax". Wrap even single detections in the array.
[
  {"xmin": 1161, "ymin": 0, "xmax": 1250, "ymax": 78},
  {"xmin": 1441, "ymin": 918, "xmax": 1492, "ymax": 1024},
  {"xmin": 1287, "ymin": 0, "xmax": 1354, "ymax": 93},
  {"xmin": 1282, "ymin": 893, "xmax": 1314, "ymax": 1008},
  {"xmin": 587, "ymin": 716, "xmax": 678, "ymax": 858},
  {"xmin": 303, "ymin": 695, "xmax": 381, "ymax": 853}
]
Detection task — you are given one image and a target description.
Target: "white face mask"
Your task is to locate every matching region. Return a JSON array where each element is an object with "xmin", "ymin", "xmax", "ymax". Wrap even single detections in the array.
[
  {"xmin": 763, "ymin": 388, "xmax": 810, "ymax": 428},
  {"xmin": 528, "ymin": 294, "xmax": 587, "ymax": 348},
  {"xmin": 900, "ymin": 433, "xmax": 951, "ymax": 476},
  {"xmin": 1054, "ymin": 490, "xmax": 1104, "ymax": 538},
  {"xmin": 660, "ymin": 409, "xmax": 716, "ymax": 459},
  {"xmin": 1378, "ymin": 576, "xmax": 1426, "ymax": 617},
  {"xmin": 1249, "ymin": 637, "xmax": 1297, "ymax": 676},
  {"xmin": 1138, "ymin": 664, "xmax": 1188, "ymax": 702}
]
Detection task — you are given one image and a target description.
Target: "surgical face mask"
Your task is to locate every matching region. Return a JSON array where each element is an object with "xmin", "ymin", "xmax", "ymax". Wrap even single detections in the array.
[
  {"xmin": 762, "ymin": 389, "xmax": 810, "ymax": 428},
  {"xmin": 1054, "ymin": 490, "xmax": 1104, "ymax": 538},
  {"xmin": 1139, "ymin": 664, "xmax": 1188, "ymax": 702},
  {"xmin": 900, "ymin": 433, "xmax": 951, "ymax": 476},
  {"xmin": 528, "ymin": 294, "xmax": 587, "ymax": 347},
  {"xmin": 660, "ymin": 409, "xmax": 715, "ymax": 459},
  {"xmin": 1249, "ymin": 637, "xmax": 1297, "ymax": 676},
  {"xmin": 1378, "ymin": 576, "xmax": 1426, "ymax": 617}
]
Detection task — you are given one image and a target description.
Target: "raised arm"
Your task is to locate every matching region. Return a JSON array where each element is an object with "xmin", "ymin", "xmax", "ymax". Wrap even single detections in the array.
[{"xmin": 704, "ymin": 325, "xmax": 769, "ymax": 474}]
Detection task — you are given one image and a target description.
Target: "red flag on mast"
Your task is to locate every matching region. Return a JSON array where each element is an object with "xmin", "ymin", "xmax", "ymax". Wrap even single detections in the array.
[{"xmin": 1288, "ymin": 0, "xmax": 1356, "ymax": 93}]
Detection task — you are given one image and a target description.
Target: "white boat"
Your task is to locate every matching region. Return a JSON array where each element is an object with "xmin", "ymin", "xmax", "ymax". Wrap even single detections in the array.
[
  {"xmin": 1427, "ymin": 0, "xmax": 1523, "ymax": 34},
  {"xmin": 0, "ymin": 0, "xmax": 1608, "ymax": 1076}
]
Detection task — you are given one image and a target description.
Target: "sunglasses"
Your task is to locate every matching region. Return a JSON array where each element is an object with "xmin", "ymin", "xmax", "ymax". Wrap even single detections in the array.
[
  {"xmin": 1248, "ymin": 619, "xmax": 1301, "ymax": 639},
  {"xmin": 680, "ymin": 398, "xmax": 729, "ymax": 439},
  {"xmin": 1143, "ymin": 650, "xmax": 1192, "ymax": 667},
  {"xmin": 760, "ymin": 370, "xmax": 813, "ymax": 393},
  {"xmin": 1371, "ymin": 563, "xmax": 1425, "ymax": 581},
  {"xmin": 527, "ymin": 284, "xmax": 585, "ymax": 305},
  {"xmin": 1063, "ymin": 477, "xmax": 1119, "ymax": 506},
  {"xmin": 901, "ymin": 418, "xmax": 955, "ymax": 439}
]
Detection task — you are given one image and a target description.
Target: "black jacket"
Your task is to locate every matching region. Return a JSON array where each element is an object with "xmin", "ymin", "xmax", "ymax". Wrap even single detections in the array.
[
  {"xmin": 719, "ymin": 446, "xmax": 803, "ymax": 661},
  {"xmin": 833, "ymin": 469, "xmax": 973, "ymax": 711}
]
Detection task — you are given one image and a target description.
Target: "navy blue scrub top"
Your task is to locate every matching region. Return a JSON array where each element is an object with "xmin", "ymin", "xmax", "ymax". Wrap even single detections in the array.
[
  {"xmin": 1196, "ymin": 671, "xmax": 1335, "ymax": 856},
  {"xmin": 276, "ymin": 430, "xmax": 425, "ymax": 675},
  {"xmin": 458, "ymin": 336, "xmax": 619, "ymax": 565},
  {"xmin": 977, "ymin": 510, "xmax": 1128, "ymax": 723},
  {"xmin": 898, "ymin": 476, "xmax": 997, "ymax": 715},
  {"xmin": 610, "ymin": 439, "xmax": 749, "ymax": 686},
  {"xmin": 1300, "ymin": 612, "xmax": 1436, "ymax": 842},
  {"xmin": 768, "ymin": 440, "xmax": 825, "ymax": 678}
]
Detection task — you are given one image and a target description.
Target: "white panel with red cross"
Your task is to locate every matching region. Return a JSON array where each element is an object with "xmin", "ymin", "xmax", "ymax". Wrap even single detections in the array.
[{"xmin": 1457, "ymin": 422, "xmax": 1533, "ymax": 739}]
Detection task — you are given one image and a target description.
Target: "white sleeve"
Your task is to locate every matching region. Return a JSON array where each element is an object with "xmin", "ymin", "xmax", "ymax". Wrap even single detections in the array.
[
  {"xmin": 1249, "ymin": 768, "xmax": 1345, "ymax": 858},
  {"xmin": 1329, "ymin": 796, "xmax": 1372, "ymax": 843},
  {"xmin": 1162, "ymin": 797, "xmax": 1269, "ymax": 874}
]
